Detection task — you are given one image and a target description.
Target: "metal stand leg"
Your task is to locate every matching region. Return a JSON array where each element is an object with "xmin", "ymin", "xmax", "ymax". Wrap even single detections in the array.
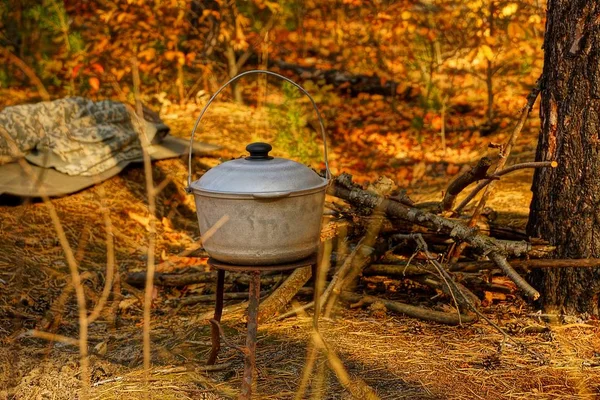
[
  {"xmin": 239, "ymin": 271, "xmax": 261, "ymax": 400},
  {"xmin": 207, "ymin": 269, "xmax": 225, "ymax": 365}
]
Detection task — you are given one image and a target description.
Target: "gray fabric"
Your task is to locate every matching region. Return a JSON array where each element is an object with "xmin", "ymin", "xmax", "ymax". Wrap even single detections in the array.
[
  {"xmin": 0, "ymin": 138, "xmax": 220, "ymax": 197},
  {"xmin": 0, "ymin": 97, "xmax": 171, "ymax": 176},
  {"xmin": 0, "ymin": 162, "xmax": 129, "ymax": 197}
]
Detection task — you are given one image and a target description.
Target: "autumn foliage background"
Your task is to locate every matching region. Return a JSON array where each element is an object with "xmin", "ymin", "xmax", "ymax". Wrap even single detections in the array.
[{"xmin": 1, "ymin": 0, "xmax": 545, "ymax": 180}]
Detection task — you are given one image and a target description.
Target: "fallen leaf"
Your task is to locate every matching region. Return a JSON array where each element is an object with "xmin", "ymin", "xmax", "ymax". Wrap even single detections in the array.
[
  {"xmin": 89, "ymin": 77, "xmax": 100, "ymax": 91},
  {"xmin": 128, "ymin": 212, "xmax": 150, "ymax": 231}
]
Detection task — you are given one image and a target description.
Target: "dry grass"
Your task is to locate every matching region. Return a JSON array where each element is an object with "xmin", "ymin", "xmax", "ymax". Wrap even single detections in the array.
[{"xmin": 1, "ymin": 103, "xmax": 599, "ymax": 399}]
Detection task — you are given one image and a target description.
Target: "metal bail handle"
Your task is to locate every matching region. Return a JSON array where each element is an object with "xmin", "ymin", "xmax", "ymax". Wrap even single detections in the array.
[{"xmin": 186, "ymin": 69, "xmax": 332, "ymax": 190}]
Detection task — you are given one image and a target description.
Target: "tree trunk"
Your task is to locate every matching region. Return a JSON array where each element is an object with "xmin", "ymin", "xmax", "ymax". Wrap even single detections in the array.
[{"xmin": 527, "ymin": 0, "xmax": 600, "ymax": 315}]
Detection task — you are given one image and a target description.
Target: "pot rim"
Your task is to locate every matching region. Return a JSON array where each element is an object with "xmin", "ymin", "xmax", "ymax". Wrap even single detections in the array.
[{"xmin": 190, "ymin": 179, "xmax": 328, "ymax": 199}]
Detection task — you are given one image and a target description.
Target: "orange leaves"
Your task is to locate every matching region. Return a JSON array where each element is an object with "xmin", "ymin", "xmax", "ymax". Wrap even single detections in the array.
[
  {"xmin": 185, "ymin": 52, "xmax": 196, "ymax": 64},
  {"xmin": 115, "ymin": 12, "xmax": 133, "ymax": 24},
  {"xmin": 90, "ymin": 63, "xmax": 104, "ymax": 74},
  {"xmin": 72, "ymin": 62, "xmax": 104, "ymax": 92},
  {"xmin": 253, "ymin": 0, "xmax": 281, "ymax": 13},
  {"xmin": 71, "ymin": 64, "xmax": 82, "ymax": 79},
  {"xmin": 364, "ymin": 124, "xmax": 380, "ymax": 135},
  {"xmin": 202, "ymin": 9, "xmax": 221, "ymax": 19},
  {"xmin": 88, "ymin": 77, "xmax": 100, "ymax": 91},
  {"xmin": 138, "ymin": 48, "xmax": 156, "ymax": 61},
  {"xmin": 430, "ymin": 116, "xmax": 443, "ymax": 131},
  {"xmin": 376, "ymin": 12, "xmax": 393, "ymax": 21},
  {"xmin": 164, "ymin": 51, "xmax": 186, "ymax": 65},
  {"xmin": 477, "ymin": 45, "xmax": 495, "ymax": 62},
  {"xmin": 501, "ymin": 3, "xmax": 519, "ymax": 17}
]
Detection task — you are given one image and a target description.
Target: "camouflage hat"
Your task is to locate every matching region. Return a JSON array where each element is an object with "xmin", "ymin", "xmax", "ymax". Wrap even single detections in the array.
[
  {"xmin": 0, "ymin": 97, "xmax": 220, "ymax": 197},
  {"xmin": 0, "ymin": 97, "xmax": 163, "ymax": 176}
]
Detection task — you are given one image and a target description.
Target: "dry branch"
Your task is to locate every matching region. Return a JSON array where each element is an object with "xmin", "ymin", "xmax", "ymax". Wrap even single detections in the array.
[
  {"xmin": 329, "ymin": 174, "xmax": 540, "ymax": 300},
  {"xmin": 272, "ymin": 239, "xmax": 387, "ymax": 322},
  {"xmin": 366, "ymin": 257, "xmax": 600, "ymax": 277},
  {"xmin": 257, "ymin": 266, "xmax": 312, "ymax": 323},
  {"xmin": 86, "ymin": 189, "xmax": 115, "ymax": 325},
  {"xmin": 339, "ymin": 292, "xmax": 475, "ymax": 325},
  {"xmin": 131, "ymin": 57, "xmax": 157, "ymax": 378},
  {"xmin": 449, "ymin": 258, "xmax": 600, "ymax": 272},
  {"xmin": 455, "ymin": 161, "xmax": 558, "ymax": 213},
  {"xmin": 125, "ymin": 270, "xmax": 282, "ymax": 287},
  {"xmin": 469, "ymin": 78, "xmax": 542, "ymax": 217},
  {"xmin": 324, "ymin": 238, "xmax": 388, "ymax": 317},
  {"xmin": 364, "ymin": 263, "xmax": 431, "ymax": 277},
  {"xmin": 451, "ymin": 79, "xmax": 542, "ymax": 261},
  {"xmin": 442, "ymin": 157, "xmax": 493, "ymax": 212},
  {"xmin": 310, "ymin": 331, "xmax": 380, "ymax": 400},
  {"xmin": 177, "ymin": 291, "xmax": 270, "ymax": 306}
]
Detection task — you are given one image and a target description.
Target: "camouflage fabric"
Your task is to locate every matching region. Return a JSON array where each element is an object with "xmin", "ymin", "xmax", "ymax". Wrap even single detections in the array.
[{"xmin": 0, "ymin": 97, "xmax": 166, "ymax": 176}]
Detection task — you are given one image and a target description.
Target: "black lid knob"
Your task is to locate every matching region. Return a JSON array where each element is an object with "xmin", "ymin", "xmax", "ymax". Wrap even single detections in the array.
[{"xmin": 246, "ymin": 142, "xmax": 273, "ymax": 160}]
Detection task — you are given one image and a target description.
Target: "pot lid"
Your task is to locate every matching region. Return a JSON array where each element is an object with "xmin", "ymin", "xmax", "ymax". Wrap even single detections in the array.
[{"xmin": 189, "ymin": 142, "xmax": 327, "ymax": 195}]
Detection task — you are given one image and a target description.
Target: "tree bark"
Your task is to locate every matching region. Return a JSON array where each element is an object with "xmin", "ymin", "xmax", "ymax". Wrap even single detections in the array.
[{"xmin": 527, "ymin": 0, "xmax": 600, "ymax": 315}]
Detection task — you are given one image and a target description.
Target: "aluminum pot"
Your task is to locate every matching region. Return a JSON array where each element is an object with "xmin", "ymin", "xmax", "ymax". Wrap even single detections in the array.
[{"xmin": 186, "ymin": 70, "xmax": 331, "ymax": 265}]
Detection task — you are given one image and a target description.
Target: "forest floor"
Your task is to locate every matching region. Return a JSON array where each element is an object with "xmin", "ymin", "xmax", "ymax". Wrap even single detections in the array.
[{"xmin": 1, "ymin": 96, "xmax": 600, "ymax": 400}]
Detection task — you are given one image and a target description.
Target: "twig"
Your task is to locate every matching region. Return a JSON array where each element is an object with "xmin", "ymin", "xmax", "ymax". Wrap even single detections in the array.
[
  {"xmin": 488, "ymin": 253, "xmax": 539, "ymax": 299},
  {"xmin": 454, "ymin": 161, "xmax": 557, "ymax": 213},
  {"xmin": 452, "ymin": 79, "xmax": 541, "ymax": 259},
  {"xmin": 391, "ymin": 235, "xmax": 465, "ymax": 320},
  {"xmin": 196, "ymin": 300, "xmax": 249, "ymax": 322},
  {"xmin": 403, "ymin": 234, "xmax": 479, "ymax": 318},
  {"xmin": 110, "ymin": 261, "xmax": 122, "ymax": 330},
  {"xmin": 294, "ymin": 342, "xmax": 319, "ymax": 400},
  {"xmin": 92, "ymin": 376, "xmax": 124, "ymax": 387},
  {"xmin": 87, "ymin": 188, "xmax": 115, "ymax": 324},
  {"xmin": 367, "ymin": 257, "xmax": 600, "ymax": 275},
  {"xmin": 442, "ymin": 157, "xmax": 492, "ymax": 211},
  {"xmin": 153, "ymin": 363, "xmax": 234, "ymax": 374},
  {"xmin": 339, "ymin": 292, "xmax": 475, "ymax": 325},
  {"xmin": 20, "ymin": 329, "xmax": 79, "ymax": 347},
  {"xmin": 148, "ymin": 215, "xmax": 226, "ymax": 272},
  {"xmin": 273, "ymin": 300, "xmax": 314, "ymax": 321},
  {"xmin": 126, "ymin": 270, "xmax": 282, "ymax": 287},
  {"xmin": 131, "ymin": 57, "xmax": 157, "ymax": 381},
  {"xmin": 92, "ymin": 362, "xmax": 234, "ymax": 388},
  {"xmin": 324, "ymin": 197, "xmax": 387, "ymax": 317},
  {"xmin": 177, "ymin": 291, "xmax": 270, "ymax": 306},
  {"xmin": 209, "ymin": 319, "xmax": 248, "ymax": 356},
  {"xmin": 320, "ymin": 236, "xmax": 367, "ymax": 314},
  {"xmin": 310, "ymin": 331, "xmax": 380, "ymax": 400}
]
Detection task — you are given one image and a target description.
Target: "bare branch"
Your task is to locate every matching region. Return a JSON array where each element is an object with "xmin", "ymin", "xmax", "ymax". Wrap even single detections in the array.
[
  {"xmin": 455, "ymin": 161, "xmax": 557, "ymax": 213},
  {"xmin": 442, "ymin": 157, "xmax": 493, "ymax": 212}
]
